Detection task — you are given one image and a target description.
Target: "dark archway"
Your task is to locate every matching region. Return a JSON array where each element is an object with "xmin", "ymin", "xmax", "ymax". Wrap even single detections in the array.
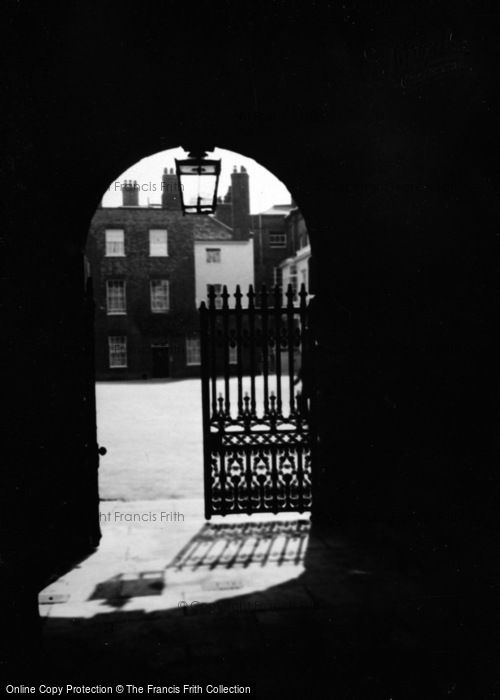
[
  {"xmin": 2, "ymin": 3, "xmax": 498, "ymax": 688},
  {"xmin": 85, "ymin": 144, "xmax": 315, "ymax": 512}
]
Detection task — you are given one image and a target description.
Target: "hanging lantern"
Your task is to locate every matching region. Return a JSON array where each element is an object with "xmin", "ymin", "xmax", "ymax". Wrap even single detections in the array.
[{"xmin": 175, "ymin": 148, "xmax": 221, "ymax": 215}]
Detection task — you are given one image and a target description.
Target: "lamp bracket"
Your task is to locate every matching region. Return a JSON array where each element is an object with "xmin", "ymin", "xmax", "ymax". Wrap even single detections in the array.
[{"xmin": 182, "ymin": 146, "xmax": 216, "ymax": 160}]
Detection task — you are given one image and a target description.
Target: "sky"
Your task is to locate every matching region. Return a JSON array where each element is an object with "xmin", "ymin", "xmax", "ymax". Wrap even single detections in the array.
[{"xmin": 101, "ymin": 147, "xmax": 292, "ymax": 214}]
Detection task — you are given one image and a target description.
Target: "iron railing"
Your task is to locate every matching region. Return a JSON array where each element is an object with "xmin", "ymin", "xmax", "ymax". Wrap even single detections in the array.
[{"xmin": 200, "ymin": 284, "xmax": 312, "ymax": 517}]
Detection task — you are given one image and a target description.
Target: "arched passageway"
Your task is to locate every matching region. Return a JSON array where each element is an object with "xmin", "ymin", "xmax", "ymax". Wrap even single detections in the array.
[
  {"xmin": 3, "ymin": 6, "xmax": 497, "ymax": 690},
  {"xmin": 84, "ymin": 145, "xmax": 316, "ymax": 518}
]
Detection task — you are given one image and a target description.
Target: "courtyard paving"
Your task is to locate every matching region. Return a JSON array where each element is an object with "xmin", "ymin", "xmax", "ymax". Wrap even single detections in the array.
[
  {"xmin": 96, "ymin": 376, "xmax": 294, "ymax": 501},
  {"xmin": 96, "ymin": 379, "xmax": 205, "ymax": 501},
  {"xmin": 38, "ymin": 498, "xmax": 493, "ymax": 696},
  {"xmin": 36, "ymin": 380, "xmax": 497, "ymax": 697}
]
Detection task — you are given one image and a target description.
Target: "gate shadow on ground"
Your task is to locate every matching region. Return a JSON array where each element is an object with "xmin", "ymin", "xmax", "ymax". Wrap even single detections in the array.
[
  {"xmin": 39, "ymin": 521, "xmax": 498, "ymax": 698},
  {"xmin": 166, "ymin": 519, "xmax": 311, "ymax": 570},
  {"xmin": 87, "ymin": 520, "xmax": 309, "ymax": 609}
]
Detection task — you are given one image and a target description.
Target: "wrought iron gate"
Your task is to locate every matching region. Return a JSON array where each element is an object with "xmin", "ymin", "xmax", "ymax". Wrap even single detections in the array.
[{"xmin": 200, "ymin": 284, "xmax": 312, "ymax": 518}]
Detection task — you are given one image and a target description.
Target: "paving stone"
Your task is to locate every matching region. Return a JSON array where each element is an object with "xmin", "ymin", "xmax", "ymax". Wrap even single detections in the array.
[{"xmin": 39, "ymin": 496, "xmax": 488, "ymax": 687}]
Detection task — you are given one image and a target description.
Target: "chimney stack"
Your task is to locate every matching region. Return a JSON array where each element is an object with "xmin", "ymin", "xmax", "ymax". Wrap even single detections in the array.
[
  {"xmin": 212, "ymin": 185, "xmax": 232, "ymax": 227},
  {"xmin": 230, "ymin": 165, "xmax": 250, "ymax": 239},
  {"xmin": 161, "ymin": 167, "xmax": 182, "ymax": 210},
  {"xmin": 122, "ymin": 180, "xmax": 139, "ymax": 206}
]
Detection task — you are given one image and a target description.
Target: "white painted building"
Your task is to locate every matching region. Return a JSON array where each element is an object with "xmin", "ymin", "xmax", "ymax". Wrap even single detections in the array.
[
  {"xmin": 277, "ymin": 206, "xmax": 312, "ymax": 303},
  {"xmin": 194, "ymin": 235, "xmax": 255, "ymax": 309},
  {"xmin": 279, "ymin": 243, "xmax": 311, "ymax": 299}
]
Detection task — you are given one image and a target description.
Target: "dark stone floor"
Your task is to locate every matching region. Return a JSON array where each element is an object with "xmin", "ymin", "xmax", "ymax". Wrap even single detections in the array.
[{"xmin": 31, "ymin": 502, "xmax": 500, "ymax": 698}]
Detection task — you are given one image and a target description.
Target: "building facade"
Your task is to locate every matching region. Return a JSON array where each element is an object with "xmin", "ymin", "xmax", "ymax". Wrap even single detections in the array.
[
  {"xmin": 86, "ymin": 167, "xmax": 254, "ymax": 379},
  {"xmin": 251, "ymin": 203, "xmax": 294, "ymax": 290},
  {"xmin": 194, "ymin": 236, "xmax": 255, "ymax": 309},
  {"xmin": 278, "ymin": 206, "xmax": 312, "ymax": 300}
]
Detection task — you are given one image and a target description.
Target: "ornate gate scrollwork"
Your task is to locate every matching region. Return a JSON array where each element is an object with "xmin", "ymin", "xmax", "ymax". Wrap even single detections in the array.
[{"xmin": 200, "ymin": 284, "xmax": 312, "ymax": 518}]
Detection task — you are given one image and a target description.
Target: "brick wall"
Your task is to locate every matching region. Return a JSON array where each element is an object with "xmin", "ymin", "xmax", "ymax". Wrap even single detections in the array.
[
  {"xmin": 86, "ymin": 207, "xmax": 198, "ymax": 379},
  {"xmin": 252, "ymin": 213, "xmax": 293, "ymax": 290},
  {"xmin": 230, "ymin": 167, "xmax": 250, "ymax": 239}
]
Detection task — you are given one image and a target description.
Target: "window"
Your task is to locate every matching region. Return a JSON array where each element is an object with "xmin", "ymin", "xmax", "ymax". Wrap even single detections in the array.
[
  {"xmin": 150, "ymin": 279, "xmax": 170, "ymax": 312},
  {"xmin": 206, "ymin": 248, "xmax": 221, "ymax": 263},
  {"xmin": 229, "ymin": 344, "xmax": 238, "ymax": 365},
  {"xmin": 106, "ymin": 280, "xmax": 126, "ymax": 315},
  {"xmin": 207, "ymin": 284, "xmax": 223, "ymax": 309},
  {"xmin": 299, "ymin": 231, "xmax": 309, "ymax": 249},
  {"xmin": 105, "ymin": 229, "xmax": 125, "ymax": 256},
  {"xmin": 186, "ymin": 336, "xmax": 201, "ymax": 366},
  {"xmin": 108, "ymin": 336, "xmax": 127, "ymax": 368},
  {"xmin": 269, "ymin": 232, "xmax": 286, "ymax": 248},
  {"xmin": 149, "ymin": 229, "xmax": 168, "ymax": 256}
]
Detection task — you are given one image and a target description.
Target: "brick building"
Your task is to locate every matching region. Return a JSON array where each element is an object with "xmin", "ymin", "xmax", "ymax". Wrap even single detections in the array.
[
  {"xmin": 86, "ymin": 166, "xmax": 254, "ymax": 379},
  {"xmin": 251, "ymin": 202, "xmax": 312, "ymax": 301},
  {"xmin": 278, "ymin": 206, "xmax": 312, "ymax": 299},
  {"xmin": 251, "ymin": 203, "xmax": 294, "ymax": 290}
]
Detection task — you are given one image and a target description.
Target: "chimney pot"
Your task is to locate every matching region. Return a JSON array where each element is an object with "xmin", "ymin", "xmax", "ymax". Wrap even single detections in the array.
[
  {"xmin": 122, "ymin": 179, "xmax": 139, "ymax": 206},
  {"xmin": 161, "ymin": 167, "xmax": 181, "ymax": 210}
]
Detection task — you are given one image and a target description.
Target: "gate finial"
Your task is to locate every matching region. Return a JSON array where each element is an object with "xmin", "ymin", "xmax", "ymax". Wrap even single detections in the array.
[
  {"xmin": 299, "ymin": 283, "xmax": 308, "ymax": 309},
  {"xmin": 207, "ymin": 284, "xmax": 216, "ymax": 310},
  {"xmin": 247, "ymin": 284, "xmax": 255, "ymax": 309},
  {"xmin": 234, "ymin": 284, "xmax": 242, "ymax": 309}
]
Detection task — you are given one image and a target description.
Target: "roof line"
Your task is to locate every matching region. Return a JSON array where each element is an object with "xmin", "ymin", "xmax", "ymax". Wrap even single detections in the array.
[
  {"xmin": 195, "ymin": 237, "xmax": 251, "ymax": 243},
  {"xmin": 210, "ymin": 216, "xmax": 233, "ymax": 232}
]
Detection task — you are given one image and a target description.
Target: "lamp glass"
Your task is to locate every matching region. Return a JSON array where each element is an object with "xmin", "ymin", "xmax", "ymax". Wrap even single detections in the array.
[{"xmin": 176, "ymin": 155, "xmax": 221, "ymax": 214}]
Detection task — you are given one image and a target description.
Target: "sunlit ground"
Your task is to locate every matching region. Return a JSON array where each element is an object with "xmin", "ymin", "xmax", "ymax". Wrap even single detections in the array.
[
  {"xmin": 40, "ymin": 377, "xmax": 309, "ymax": 618},
  {"xmin": 96, "ymin": 376, "xmax": 297, "ymax": 501}
]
